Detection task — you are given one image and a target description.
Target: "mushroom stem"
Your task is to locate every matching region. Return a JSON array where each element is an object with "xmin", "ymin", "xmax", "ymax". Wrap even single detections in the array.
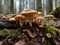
[
  {"xmin": 19, "ymin": 20, "xmax": 22, "ymax": 26},
  {"xmin": 47, "ymin": 18, "xmax": 51, "ymax": 25},
  {"xmin": 30, "ymin": 21, "xmax": 32, "ymax": 27},
  {"xmin": 41, "ymin": 20, "xmax": 44, "ymax": 25}
]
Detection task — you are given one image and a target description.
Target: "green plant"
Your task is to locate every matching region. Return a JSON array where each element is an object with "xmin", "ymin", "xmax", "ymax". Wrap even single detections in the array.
[
  {"xmin": 3, "ymin": 29, "xmax": 13, "ymax": 35},
  {"xmin": 45, "ymin": 24, "xmax": 58, "ymax": 38},
  {"xmin": 0, "ymin": 31, "xmax": 3, "ymax": 38}
]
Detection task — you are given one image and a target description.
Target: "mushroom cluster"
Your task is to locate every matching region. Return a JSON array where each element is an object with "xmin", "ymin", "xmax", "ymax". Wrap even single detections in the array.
[
  {"xmin": 20, "ymin": 9, "xmax": 38, "ymax": 21},
  {"xmin": 0, "ymin": 9, "xmax": 59, "ymax": 45}
]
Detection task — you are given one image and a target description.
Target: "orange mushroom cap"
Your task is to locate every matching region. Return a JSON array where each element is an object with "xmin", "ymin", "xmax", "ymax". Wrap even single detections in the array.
[
  {"xmin": 15, "ymin": 15, "xmax": 25, "ymax": 21},
  {"xmin": 44, "ymin": 15, "xmax": 54, "ymax": 18},
  {"xmin": 9, "ymin": 17, "xmax": 16, "ymax": 21},
  {"xmin": 20, "ymin": 9, "xmax": 38, "ymax": 14}
]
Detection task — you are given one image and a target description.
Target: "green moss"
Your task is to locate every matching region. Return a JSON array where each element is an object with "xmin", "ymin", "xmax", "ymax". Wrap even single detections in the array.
[{"xmin": 0, "ymin": 31, "xmax": 3, "ymax": 38}]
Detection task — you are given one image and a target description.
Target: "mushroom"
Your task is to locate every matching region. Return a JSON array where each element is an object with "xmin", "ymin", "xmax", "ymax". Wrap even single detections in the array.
[
  {"xmin": 35, "ymin": 16, "xmax": 45, "ymax": 27},
  {"xmin": 33, "ymin": 12, "xmax": 43, "ymax": 25},
  {"xmin": 9, "ymin": 17, "xmax": 18, "ymax": 25},
  {"xmin": 20, "ymin": 9, "xmax": 38, "ymax": 21},
  {"xmin": 44, "ymin": 15, "xmax": 54, "ymax": 25},
  {"xmin": 15, "ymin": 15, "xmax": 25, "ymax": 26},
  {"xmin": 15, "ymin": 15, "xmax": 25, "ymax": 21},
  {"xmin": 44, "ymin": 15, "xmax": 54, "ymax": 18},
  {"xmin": 33, "ymin": 12, "xmax": 42, "ymax": 21},
  {"xmin": 9, "ymin": 17, "xmax": 16, "ymax": 22}
]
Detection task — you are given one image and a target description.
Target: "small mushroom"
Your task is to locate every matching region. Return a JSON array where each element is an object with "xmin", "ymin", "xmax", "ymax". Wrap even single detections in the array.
[
  {"xmin": 36, "ymin": 16, "xmax": 45, "ymax": 27},
  {"xmin": 9, "ymin": 17, "xmax": 18, "ymax": 27},
  {"xmin": 9, "ymin": 17, "xmax": 16, "ymax": 22},
  {"xmin": 44, "ymin": 15, "xmax": 54, "ymax": 25},
  {"xmin": 44, "ymin": 15, "xmax": 54, "ymax": 18},
  {"xmin": 33, "ymin": 12, "xmax": 42, "ymax": 18},
  {"xmin": 15, "ymin": 15, "xmax": 25, "ymax": 21},
  {"xmin": 15, "ymin": 15, "xmax": 25, "ymax": 26},
  {"xmin": 33, "ymin": 12, "xmax": 43, "ymax": 23}
]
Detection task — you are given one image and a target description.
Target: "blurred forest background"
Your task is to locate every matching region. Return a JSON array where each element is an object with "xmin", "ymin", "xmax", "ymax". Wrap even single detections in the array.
[{"xmin": 0, "ymin": 0, "xmax": 60, "ymax": 15}]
